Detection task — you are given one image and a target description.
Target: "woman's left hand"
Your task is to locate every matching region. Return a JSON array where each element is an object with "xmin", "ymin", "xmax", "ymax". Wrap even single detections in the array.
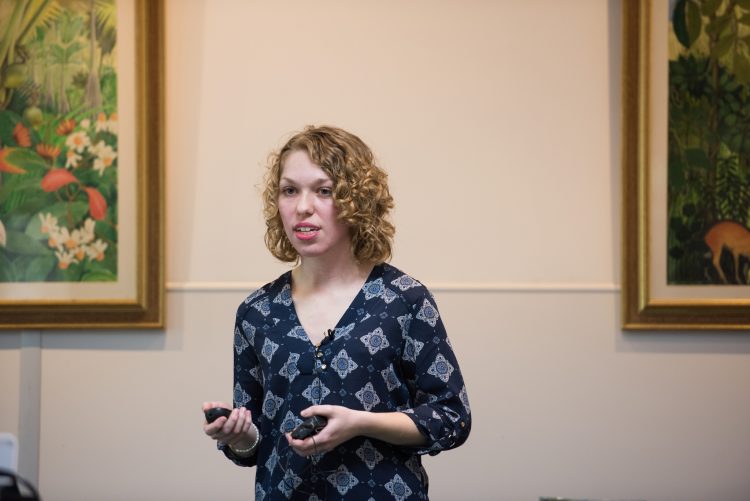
[{"xmin": 286, "ymin": 405, "xmax": 360, "ymax": 457}]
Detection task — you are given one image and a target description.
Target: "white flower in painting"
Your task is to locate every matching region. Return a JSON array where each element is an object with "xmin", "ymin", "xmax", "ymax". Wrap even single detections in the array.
[
  {"xmin": 70, "ymin": 228, "xmax": 86, "ymax": 249},
  {"xmin": 54, "ymin": 249, "xmax": 78, "ymax": 270},
  {"xmin": 95, "ymin": 112, "xmax": 108, "ymax": 133},
  {"xmin": 95, "ymin": 112, "xmax": 117, "ymax": 134},
  {"xmin": 80, "ymin": 118, "xmax": 91, "ymax": 130},
  {"xmin": 65, "ymin": 131, "xmax": 90, "ymax": 153},
  {"xmin": 38, "ymin": 213, "xmax": 59, "ymax": 235},
  {"xmin": 90, "ymin": 140, "xmax": 103, "ymax": 155},
  {"xmin": 86, "ymin": 239, "xmax": 108, "ymax": 261},
  {"xmin": 55, "ymin": 227, "xmax": 79, "ymax": 251},
  {"xmin": 107, "ymin": 113, "xmax": 118, "ymax": 134},
  {"xmin": 65, "ymin": 149, "xmax": 81, "ymax": 169},
  {"xmin": 0, "ymin": 219, "xmax": 6, "ymax": 247},
  {"xmin": 46, "ymin": 227, "xmax": 62, "ymax": 249},
  {"xmin": 92, "ymin": 141, "xmax": 117, "ymax": 175},
  {"xmin": 81, "ymin": 218, "xmax": 96, "ymax": 244},
  {"xmin": 74, "ymin": 245, "xmax": 87, "ymax": 262}
]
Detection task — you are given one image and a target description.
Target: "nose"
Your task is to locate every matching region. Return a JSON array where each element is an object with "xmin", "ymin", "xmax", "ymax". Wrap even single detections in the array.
[{"xmin": 296, "ymin": 191, "xmax": 314, "ymax": 215}]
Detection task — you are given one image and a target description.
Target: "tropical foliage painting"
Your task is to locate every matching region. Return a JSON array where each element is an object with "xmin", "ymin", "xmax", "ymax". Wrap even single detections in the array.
[
  {"xmin": 0, "ymin": 0, "xmax": 118, "ymax": 283},
  {"xmin": 668, "ymin": 0, "xmax": 750, "ymax": 285}
]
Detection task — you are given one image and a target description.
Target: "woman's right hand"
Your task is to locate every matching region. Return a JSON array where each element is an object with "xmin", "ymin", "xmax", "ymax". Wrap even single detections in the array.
[{"xmin": 202, "ymin": 401, "xmax": 255, "ymax": 449}]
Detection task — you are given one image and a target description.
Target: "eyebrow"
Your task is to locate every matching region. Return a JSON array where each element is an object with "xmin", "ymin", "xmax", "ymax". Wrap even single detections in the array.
[{"xmin": 279, "ymin": 176, "xmax": 332, "ymax": 185}]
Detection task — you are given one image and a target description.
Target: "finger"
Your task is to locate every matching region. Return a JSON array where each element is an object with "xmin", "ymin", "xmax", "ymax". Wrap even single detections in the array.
[
  {"xmin": 285, "ymin": 434, "xmax": 306, "ymax": 454},
  {"xmin": 239, "ymin": 409, "xmax": 252, "ymax": 435},
  {"xmin": 228, "ymin": 408, "xmax": 251, "ymax": 437},
  {"xmin": 232, "ymin": 408, "xmax": 248, "ymax": 435},
  {"xmin": 220, "ymin": 409, "xmax": 240, "ymax": 435},
  {"xmin": 204, "ymin": 419, "xmax": 227, "ymax": 439},
  {"xmin": 301, "ymin": 404, "xmax": 331, "ymax": 418},
  {"xmin": 289, "ymin": 442, "xmax": 312, "ymax": 457},
  {"xmin": 288, "ymin": 435, "xmax": 324, "ymax": 457}
]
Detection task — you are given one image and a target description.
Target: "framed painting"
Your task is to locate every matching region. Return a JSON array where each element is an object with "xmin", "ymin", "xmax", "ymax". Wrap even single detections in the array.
[
  {"xmin": 0, "ymin": 0, "xmax": 163, "ymax": 329},
  {"xmin": 623, "ymin": 0, "xmax": 750, "ymax": 329}
]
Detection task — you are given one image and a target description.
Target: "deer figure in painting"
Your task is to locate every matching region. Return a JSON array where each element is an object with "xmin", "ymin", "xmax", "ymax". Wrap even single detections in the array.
[{"xmin": 704, "ymin": 221, "xmax": 750, "ymax": 284}]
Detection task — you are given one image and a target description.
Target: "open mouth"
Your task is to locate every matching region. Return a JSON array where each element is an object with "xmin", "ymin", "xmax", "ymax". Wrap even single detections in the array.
[{"xmin": 293, "ymin": 224, "xmax": 320, "ymax": 239}]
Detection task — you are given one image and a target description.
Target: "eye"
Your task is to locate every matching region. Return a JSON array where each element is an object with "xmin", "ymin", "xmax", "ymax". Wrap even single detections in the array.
[
  {"xmin": 280, "ymin": 186, "xmax": 297, "ymax": 196},
  {"xmin": 318, "ymin": 186, "xmax": 333, "ymax": 197}
]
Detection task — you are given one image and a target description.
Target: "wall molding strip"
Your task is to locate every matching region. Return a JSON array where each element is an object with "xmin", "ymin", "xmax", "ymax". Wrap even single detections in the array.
[{"xmin": 166, "ymin": 281, "xmax": 620, "ymax": 293}]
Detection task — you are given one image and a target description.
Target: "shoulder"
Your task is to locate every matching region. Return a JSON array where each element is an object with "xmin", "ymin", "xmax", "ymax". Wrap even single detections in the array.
[
  {"xmin": 373, "ymin": 263, "xmax": 435, "ymax": 307},
  {"xmin": 235, "ymin": 271, "xmax": 292, "ymax": 320},
  {"xmin": 375, "ymin": 263, "xmax": 444, "ymax": 335}
]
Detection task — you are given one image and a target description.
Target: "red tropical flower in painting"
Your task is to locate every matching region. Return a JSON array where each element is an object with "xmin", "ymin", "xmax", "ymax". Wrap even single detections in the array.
[
  {"xmin": 56, "ymin": 118, "xmax": 76, "ymax": 136},
  {"xmin": 84, "ymin": 187, "xmax": 107, "ymax": 220},
  {"xmin": 0, "ymin": 148, "xmax": 26, "ymax": 174},
  {"xmin": 36, "ymin": 144, "xmax": 61, "ymax": 162},
  {"xmin": 13, "ymin": 123, "xmax": 31, "ymax": 147},
  {"xmin": 41, "ymin": 168, "xmax": 78, "ymax": 192}
]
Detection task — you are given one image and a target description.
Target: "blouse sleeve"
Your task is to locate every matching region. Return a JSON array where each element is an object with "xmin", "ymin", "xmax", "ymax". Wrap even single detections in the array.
[
  {"xmin": 398, "ymin": 289, "xmax": 471, "ymax": 456},
  {"xmin": 218, "ymin": 305, "xmax": 265, "ymax": 467}
]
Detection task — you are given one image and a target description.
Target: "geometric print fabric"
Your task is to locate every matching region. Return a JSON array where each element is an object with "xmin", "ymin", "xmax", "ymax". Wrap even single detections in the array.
[{"xmin": 220, "ymin": 263, "xmax": 471, "ymax": 500}]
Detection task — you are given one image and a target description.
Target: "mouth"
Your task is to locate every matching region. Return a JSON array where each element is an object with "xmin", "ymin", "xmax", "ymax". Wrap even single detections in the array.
[{"xmin": 292, "ymin": 223, "xmax": 321, "ymax": 240}]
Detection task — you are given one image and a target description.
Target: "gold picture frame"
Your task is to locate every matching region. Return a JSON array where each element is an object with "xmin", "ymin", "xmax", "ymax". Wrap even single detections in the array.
[
  {"xmin": 0, "ymin": 0, "xmax": 164, "ymax": 329},
  {"xmin": 622, "ymin": 0, "xmax": 750, "ymax": 330}
]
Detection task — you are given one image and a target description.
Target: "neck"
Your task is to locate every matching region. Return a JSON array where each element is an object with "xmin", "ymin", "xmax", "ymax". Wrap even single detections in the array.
[{"xmin": 293, "ymin": 252, "xmax": 373, "ymax": 292}]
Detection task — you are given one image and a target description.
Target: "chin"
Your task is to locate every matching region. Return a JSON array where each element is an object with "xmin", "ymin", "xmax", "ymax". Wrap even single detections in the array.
[{"xmin": 296, "ymin": 249, "xmax": 329, "ymax": 259}]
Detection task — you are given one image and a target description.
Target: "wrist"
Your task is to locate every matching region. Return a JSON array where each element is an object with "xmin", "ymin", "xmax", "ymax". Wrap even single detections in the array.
[
  {"xmin": 228, "ymin": 422, "xmax": 260, "ymax": 457},
  {"xmin": 352, "ymin": 409, "xmax": 373, "ymax": 437}
]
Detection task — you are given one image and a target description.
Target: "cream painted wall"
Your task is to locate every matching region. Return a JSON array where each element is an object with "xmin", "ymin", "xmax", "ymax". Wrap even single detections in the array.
[
  {"xmin": 0, "ymin": 339, "xmax": 21, "ymax": 439},
  {"xmin": 1, "ymin": 0, "xmax": 750, "ymax": 500}
]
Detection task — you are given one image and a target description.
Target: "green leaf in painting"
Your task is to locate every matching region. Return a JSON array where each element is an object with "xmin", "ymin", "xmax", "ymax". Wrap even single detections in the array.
[
  {"xmin": 673, "ymin": 0, "xmax": 693, "ymax": 48},
  {"xmin": 734, "ymin": 53, "xmax": 750, "ymax": 84},
  {"xmin": 65, "ymin": 41, "xmax": 83, "ymax": 60},
  {"xmin": 686, "ymin": 0, "xmax": 702, "ymax": 46},
  {"xmin": 6, "ymin": 214, "xmax": 31, "ymax": 232},
  {"xmin": 685, "ymin": 148, "xmax": 711, "ymax": 169},
  {"xmin": 0, "ymin": 111, "xmax": 21, "ymax": 147},
  {"xmin": 737, "ymin": 0, "xmax": 750, "ymax": 10},
  {"xmin": 669, "ymin": 246, "xmax": 685, "ymax": 259},
  {"xmin": 4, "ymin": 148, "xmax": 48, "ymax": 174},
  {"xmin": 674, "ymin": 0, "xmax": 702, "ymax": 48},
  {"xmin": 81, "ymin": 269, "xmax": 116, "ymax": 282},
  {"xmin": 24, "ymin": 256, "xmax": 57, "ymax": 281},
  {"xmin": 0, "ymin": 177, "xmax": 41, "ymax": 208},
  {"xmin": 714, "ymin": 33, "xmax": 734, "ymax": 59},
  {"xmin": 95, "ymin": 221, "xmax": 117, "ymax": 243},
  {"xmin": 49, "ymin": 44, "xmax": 65, "ymax": 63},
  {"xmin": 24, "ymin": 213, "xmax": 45, "ymax": 240},
  {"xmin": 0, "ymin": 250, "xmax": 18, "ymax": 281},
  {"xmin": 43, "ymin": 201, "xmax": 89, "ymax": 225},
  {"xmin": 702, "ymin": 0, "xmax": 724, "ymax": 16},
  {"xmin": 4, "ymin": 230, "xmax": 51, "ymax": 256},
  {"xmin": 668, "ymin": 157, "xmax": 686, "ymax": 188},
  {"xmin": 709, "ymin": 14, "xmax": 733, "ymax": 38}
]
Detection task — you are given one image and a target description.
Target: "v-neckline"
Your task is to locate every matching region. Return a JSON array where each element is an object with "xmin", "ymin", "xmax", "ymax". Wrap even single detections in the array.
[{"xmin": 287, "ymin": 264, "xmax": 380, "ymax": 348}]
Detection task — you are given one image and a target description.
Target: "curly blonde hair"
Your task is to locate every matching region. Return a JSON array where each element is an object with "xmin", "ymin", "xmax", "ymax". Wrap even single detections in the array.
[{"xmin": 262, "ymin": 125, "xmax": 395, "ymax": 263}]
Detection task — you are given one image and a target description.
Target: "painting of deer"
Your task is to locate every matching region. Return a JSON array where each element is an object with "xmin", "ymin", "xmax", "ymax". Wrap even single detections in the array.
[{"xmin": 704, "ymin": 221, "xmax": 750, "ymax": 284}]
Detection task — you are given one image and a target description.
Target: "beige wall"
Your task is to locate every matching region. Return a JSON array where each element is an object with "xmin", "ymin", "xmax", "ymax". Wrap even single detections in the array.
[{"xmin": 2, "ymin": 1, "xmax": 750, "ymax": 500}]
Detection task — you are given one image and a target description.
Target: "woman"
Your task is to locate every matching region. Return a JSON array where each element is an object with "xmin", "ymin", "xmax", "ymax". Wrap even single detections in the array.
[{"xmin": 203, "ymin": 125, "xmax": 470, "ymax": 500}]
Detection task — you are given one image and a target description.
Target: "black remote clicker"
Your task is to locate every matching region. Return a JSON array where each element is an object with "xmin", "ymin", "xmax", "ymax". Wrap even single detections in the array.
[
  {"xmin": 205, "ymin": 407, "xmax": 232, "ymax": 423},
  {"xmin": 290, "ymin": 415, "xmax": 328, "ymax": 439}
]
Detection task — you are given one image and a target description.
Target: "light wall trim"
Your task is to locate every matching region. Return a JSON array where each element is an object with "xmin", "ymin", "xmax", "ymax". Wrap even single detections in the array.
[{"xmin": 166, "ymin": 282, "xmax": 620, "ymax": 293}]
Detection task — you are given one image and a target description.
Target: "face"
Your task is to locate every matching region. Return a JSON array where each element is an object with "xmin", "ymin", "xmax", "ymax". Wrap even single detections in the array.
[{"xmin": 277, "ymin": 150, "xmax": 351, "ymax": 260}]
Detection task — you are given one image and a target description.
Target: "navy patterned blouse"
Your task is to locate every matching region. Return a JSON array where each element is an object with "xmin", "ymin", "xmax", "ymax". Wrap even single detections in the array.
[{"xmin": 220, "ymin": 263, "xmax": 471, "ymax": 500}]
